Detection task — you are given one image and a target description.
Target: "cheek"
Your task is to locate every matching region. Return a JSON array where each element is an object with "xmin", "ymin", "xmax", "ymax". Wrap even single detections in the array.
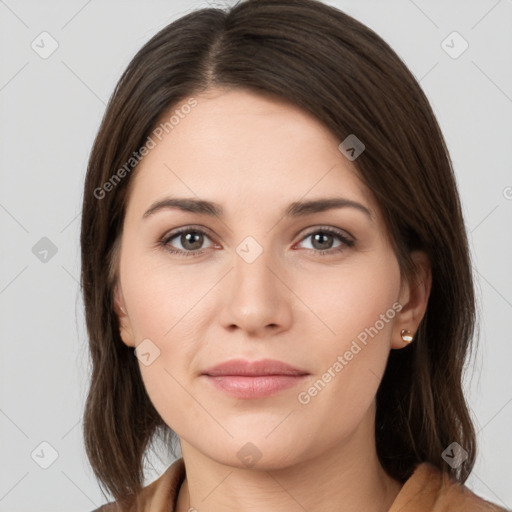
[
  {"xmin": 293, "ymin": 252, "xmax": 401, "ymax": 418},
  {"xmin": 299, "ymin": 251, "xmax": 401, "ymax": 347},
  {"xmin": 119, "ymin": 248, "xmax": 213, "ymax": 422},
  {"xmin": 120, "ymin": 240, "xmax": 212, "ymax": 341}
]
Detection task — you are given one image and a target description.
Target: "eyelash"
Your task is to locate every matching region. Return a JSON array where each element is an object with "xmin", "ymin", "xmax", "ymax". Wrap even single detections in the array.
[{"xmin": 159, "ymin": 225, "xmax": 355, "ymax": 258}]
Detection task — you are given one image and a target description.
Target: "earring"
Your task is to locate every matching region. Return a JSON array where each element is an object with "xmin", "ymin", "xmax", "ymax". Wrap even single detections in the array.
[
  {"xmin": 401, "ymin": 329, "xmax": 413, "ymax": 344},
  {"xmin": 120, "ymin": 305, "xmax": 127, "ymax": 315}
]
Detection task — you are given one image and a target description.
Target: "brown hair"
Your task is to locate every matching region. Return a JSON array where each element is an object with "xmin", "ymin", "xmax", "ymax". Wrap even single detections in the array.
[{"xmin": 81, "ymin": 0, "xmax": 477, "ymax": 506}]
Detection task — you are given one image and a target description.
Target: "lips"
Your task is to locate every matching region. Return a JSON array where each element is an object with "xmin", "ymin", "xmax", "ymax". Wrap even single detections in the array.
[
  {"xmin": 201, "ymin": 359, "xmax": 309, "ymax": 399},
  {"xmin": 201, "ymin": 358, "xmax": 309, "ymax": 377}
]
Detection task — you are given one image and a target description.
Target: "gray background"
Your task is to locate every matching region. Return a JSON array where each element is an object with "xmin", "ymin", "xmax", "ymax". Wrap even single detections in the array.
[{"xmin": 0, "ymin": 0, "xmax": 511, "ymax": 510}]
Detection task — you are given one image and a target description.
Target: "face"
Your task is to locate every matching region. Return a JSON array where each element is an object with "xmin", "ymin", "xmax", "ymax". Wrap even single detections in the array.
[{"xmin": 114, "ymin": 87, "xmax": 426, "ymax": 470}]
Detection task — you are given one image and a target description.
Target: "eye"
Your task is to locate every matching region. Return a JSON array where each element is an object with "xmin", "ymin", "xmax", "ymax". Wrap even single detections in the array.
[
  {"xmin": 160, "ymin": 227, "xmax": 215, "ymax": 257},
  {"xmin": 295, "ymin": 227, "xmax": 354, "ymax": 255}
]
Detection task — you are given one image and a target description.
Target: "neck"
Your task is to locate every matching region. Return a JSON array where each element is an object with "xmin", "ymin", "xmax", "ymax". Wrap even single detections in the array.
[{"xmin": 175, "ymin": 406, "xmax": 402, "ymax": 512}]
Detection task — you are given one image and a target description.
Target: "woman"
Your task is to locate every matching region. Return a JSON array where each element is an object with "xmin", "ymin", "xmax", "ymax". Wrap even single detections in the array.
[{"xmin": 80, "ymin": 0, "xmax": 509, "ymax": 510}]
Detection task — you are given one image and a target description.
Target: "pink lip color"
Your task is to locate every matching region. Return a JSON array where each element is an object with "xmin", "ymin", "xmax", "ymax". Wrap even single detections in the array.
[
  {"xmin": 204, "ymin": 374, "xmax": 308, "ymax": 398},
  {"xmin": 201, "ymin": 358, "xmax": 309, "ymax": 398}
]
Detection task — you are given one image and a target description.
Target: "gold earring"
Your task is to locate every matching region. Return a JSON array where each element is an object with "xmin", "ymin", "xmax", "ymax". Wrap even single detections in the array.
[{"xmin": 401, "ymin": 329, "xmax": 413, "ymax": 344}]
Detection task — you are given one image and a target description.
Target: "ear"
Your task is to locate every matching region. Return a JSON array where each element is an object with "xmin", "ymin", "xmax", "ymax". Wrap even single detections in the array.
[
  {"xmin": 391, "ymin": 250, "xmax": 432, "ymax": 349},
  {"xmin": 113, "ymin": 283, "xmax": 136, "ymax": 348}
]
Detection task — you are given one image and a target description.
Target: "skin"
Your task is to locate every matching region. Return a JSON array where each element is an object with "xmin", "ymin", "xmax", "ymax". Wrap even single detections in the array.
[{"xmin": 113, "ymin": 87, "xmax": 431, "ymax": 512}]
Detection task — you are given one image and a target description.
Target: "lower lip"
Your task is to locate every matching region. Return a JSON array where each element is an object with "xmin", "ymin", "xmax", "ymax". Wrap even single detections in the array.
[{"xmin": 203, "ymin": 374, "xmax": 308, "ymax": 398}]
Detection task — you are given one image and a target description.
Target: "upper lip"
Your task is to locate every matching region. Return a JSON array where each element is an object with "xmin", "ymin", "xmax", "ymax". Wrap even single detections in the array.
[{"xmin": 202, "ymin": 358, "xmax": 309, "ymax": 377}]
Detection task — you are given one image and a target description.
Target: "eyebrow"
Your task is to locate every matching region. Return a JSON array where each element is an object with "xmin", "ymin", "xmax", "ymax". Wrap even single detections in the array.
[{"xmin": 142, "ymin": 197, "xmax": 372, "ymax": 221}]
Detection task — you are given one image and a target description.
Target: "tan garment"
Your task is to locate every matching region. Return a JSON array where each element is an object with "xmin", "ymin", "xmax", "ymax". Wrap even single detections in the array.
[{"xmin": 93, "ymin": 458, "xmax": 509, "ymax": 511}]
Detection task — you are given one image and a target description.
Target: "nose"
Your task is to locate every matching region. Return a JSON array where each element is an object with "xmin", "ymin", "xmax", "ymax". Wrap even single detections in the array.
[{"xmin": 218, "ymin": 241, "xmax": 293, "ymax": 337}]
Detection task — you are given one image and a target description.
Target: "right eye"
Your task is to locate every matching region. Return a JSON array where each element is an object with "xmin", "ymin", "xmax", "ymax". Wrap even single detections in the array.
[{"xmin": 160, "ymin": 227, "xmax": 215, "ymax": 257}]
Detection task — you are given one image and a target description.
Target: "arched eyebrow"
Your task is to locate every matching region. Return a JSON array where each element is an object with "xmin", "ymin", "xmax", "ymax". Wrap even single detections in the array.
[{"xmin": 142, "ymin": 197, "xmax": 372, "ymax": 222}]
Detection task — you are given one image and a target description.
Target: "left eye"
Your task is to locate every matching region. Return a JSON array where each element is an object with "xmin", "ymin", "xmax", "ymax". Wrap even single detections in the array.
[{"xmin": 296, "ymin": 228, "xmax": 354, "ymax": 253}]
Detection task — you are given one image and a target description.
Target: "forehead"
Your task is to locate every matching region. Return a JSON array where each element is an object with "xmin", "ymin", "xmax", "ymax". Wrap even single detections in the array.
[{"xmin": 125, "ymin": 87, "xmax": 376, "ymax": 219}]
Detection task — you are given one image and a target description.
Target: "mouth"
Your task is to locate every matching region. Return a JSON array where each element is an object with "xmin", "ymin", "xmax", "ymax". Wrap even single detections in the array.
[{"xmin": 201, "ymin": 358, "xmax": 309, "ymax": 399}]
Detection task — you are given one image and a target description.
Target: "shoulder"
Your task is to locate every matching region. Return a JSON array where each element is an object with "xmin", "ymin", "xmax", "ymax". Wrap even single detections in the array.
[
  {"xmin": 89, "ymin": 504, "xmax": 119, "ymax": 512},
  {"xmin": 89, "ymin": 458, "xmax": 186, "ymax": 512},
  {"xmin": 390, "ymin": 462, "xmax": 510, "ymax": 512},
  {"xmin": 90, "ymin": 505, "xmax": 118, "ymax": 512}
]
